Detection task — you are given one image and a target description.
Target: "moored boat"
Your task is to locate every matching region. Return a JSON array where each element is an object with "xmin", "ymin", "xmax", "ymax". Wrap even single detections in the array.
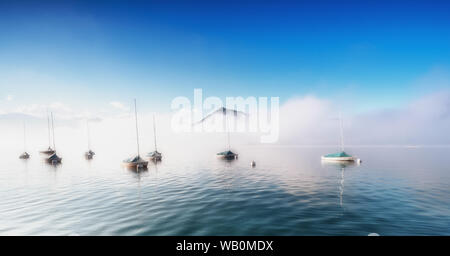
[
  {"xmin": 40, "ymin": 110, "xmax": 55, "ymax": 155},
  {"xmin": 321, "ymin": 113, "xmax": 360, "ymax": 163},
  {"xmin": 147, "ymin": 114, "xmax": 162, "ymax": 161},
  {"xmin": 19, "ymin": 122, "xmax": 30, "ymax": 159},
  {"xmin": 45, "ymin": 112, "xmax": 62, "ymax": 164},
  {"xmin": 123, "ymin": 155, "xmax": 148, "ymax": 169},
  {"xmin": 321, "ymin": 151, "xmax": 356, "ymax": 162},
  {"xmin": 19, "ymin": 152, "xmax": 30, "ymax": 159},
  {"xmin": 85, "ymin": 150, "xmax": 95, "ymax": 159},
  {"xmin": 122, "ymin": 99, "xmax": 148, "ymax": 170},
  {"xmin": 84, "ymin": 120, "xmax": 95, "ymax": 160},
  {"xmin": 217, "ymin": 150, "xmax": 238, "ymax": 160},
  {"xmin": 147, "ymin": 150, "xmax": 162, "ymax": 161}
]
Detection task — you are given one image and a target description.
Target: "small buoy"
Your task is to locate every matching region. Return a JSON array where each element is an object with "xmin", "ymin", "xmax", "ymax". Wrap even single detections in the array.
[
  {"xmin": 357, "ymin": 158, "xmax": 362, "ymax": 164},
  {"xmin": 251, "ymin": 161, "xmax": 256, "ymax": 167}
]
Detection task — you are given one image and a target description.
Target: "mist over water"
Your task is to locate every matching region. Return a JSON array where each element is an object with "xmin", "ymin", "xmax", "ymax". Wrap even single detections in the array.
[
  {"xmin": 0, "ymin": 92, "xmax": 449, "ymax": 235},
  {"xmin": 1, "ymin": 0, "xmax": 450, "ymax": 237},
  {"xmin": 0, "ymin": 144, "xmax": 449, "ymax": 235}
]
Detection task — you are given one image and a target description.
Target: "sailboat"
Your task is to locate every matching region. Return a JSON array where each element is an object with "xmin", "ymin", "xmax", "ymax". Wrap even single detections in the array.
[
  {"xmin": 122, "ymin": 99, "xmax": 148, "ymax": 169},
  {"xmin": 40, "ymin": 110, "xmax": 55, "ymax": 155},
  {"xmin": 216, "ymin": 122, "xmax": 238, "ymax": 160},
  {"xmin": 196, "ymin": 107, "xmax": 244, "ymax": 160},
  {"xmin": 46, "ymin": 112, "xmax": 62, "ymax": 164},
  {"xmin": 215, "ymin": 108, "xmax": 239, "ymax": 160},
  {"xmin": 84, "ymin": 120, "xmax": 95, "ymax": 159},
  {"xmin": 19, "ymin": 122, "xmax": 30, "ymax": 159},
  {"xmin": 321, "ymin": 113, "xmax": 359, "ymax": 162},
  {"xmin": 146, "ymin": 114, "xmax": 162, "ymax": 161}
]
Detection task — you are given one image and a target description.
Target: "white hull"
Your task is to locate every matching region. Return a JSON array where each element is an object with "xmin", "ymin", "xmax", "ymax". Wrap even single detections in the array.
[{"xmin": 321, "ymin": 156, "xmax": 356, "ymax": 162}]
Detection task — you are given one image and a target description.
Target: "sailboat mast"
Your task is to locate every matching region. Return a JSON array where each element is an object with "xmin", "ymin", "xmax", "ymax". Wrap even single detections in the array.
[
  {"xmin": 47, "ymin": 110, "xmax": 51, "ymax": 148},
  {"xmin": 86, "ymin": 120, "xmax": 91, "ymax": 150},
  {"xmin": 134, "ymin": 99, "xmax": 140, "ymax": 156},
  {"xmin": 51, "ymin": 112, "xmax": 56, "ymax": 151},
  {"xmin": 23, "ymin": 121, "xmax": 27, "ymax": 151},
  {"xmin": 339, "ymin": 112, "xmax": 345, "ymax": 152},
  {"xmin": 226, "ymin": 114, "xmax": 230, "ymax": 150},
  {"xmin": 153, "ymin": 114, "xmax": 157, "ymax": 151}
]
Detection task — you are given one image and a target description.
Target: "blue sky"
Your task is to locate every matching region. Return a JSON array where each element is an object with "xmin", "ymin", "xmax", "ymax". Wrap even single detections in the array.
[{"xmin": 1, "ymin": 0, "xmax": 450, "ymax": 113}]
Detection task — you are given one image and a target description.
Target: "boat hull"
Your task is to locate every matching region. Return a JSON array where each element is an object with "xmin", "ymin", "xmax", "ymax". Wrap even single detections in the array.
[
  {"xmin": 148, "ymin": 156, "xmax": 162, "ymax": 161},
  {"xmin": 46, "ymin": 158, "xmax": 62, "ymax": 164},
  {"xmin": 147, "ymin": 151, "xmax": 162, "ymax": 161},
  {"xmin": 19, "ymin": 154, "xmax": 30, "ymax": 159},
  {"xmin": 217, "ymin": 154, "xmax": 238, "ymax": 160},
  {"xmin": 321, "ymin": 156, "xmax": 355, "ymax": 162},
  {"xmin": 122, "ymin": 161, "xmax": 148, "ymax": 169},
  {"xmin": 40, "ymin": 150, "xmax": 55, "ymax": 155},
  {"xmin": 85, "ymin": 152, "xmax": 95, "ymax": 160}
]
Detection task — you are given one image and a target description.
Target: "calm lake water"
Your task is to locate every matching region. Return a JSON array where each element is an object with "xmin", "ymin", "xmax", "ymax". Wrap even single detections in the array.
[{"xmin": 0, "ymin": 146, "xmax": 449, "ymax": 235}]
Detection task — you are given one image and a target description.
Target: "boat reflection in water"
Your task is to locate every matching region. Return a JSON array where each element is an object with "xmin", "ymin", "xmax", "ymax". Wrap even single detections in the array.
[{"xmin": 321, "ymin": 161, "xmax": 358, "ymax": 207}]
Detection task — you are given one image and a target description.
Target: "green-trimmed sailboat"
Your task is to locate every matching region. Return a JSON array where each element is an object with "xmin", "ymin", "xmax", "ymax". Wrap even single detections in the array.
[{"xmin": 321, "ymin": 113, "xmax": 359, "ymax": 162}]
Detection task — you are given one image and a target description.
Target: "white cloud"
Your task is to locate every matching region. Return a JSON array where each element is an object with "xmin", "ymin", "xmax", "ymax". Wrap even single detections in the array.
[
  {"xmin": 11, "ymin": 102, "xmax": 98, "ymax": 122},
  {"xmin": 275, "ymin": 91, "xmax": 450, "ymax": 146},
  {"xmin": 109, "ymin": 101, "xmax": 129, "ymax": 111}
]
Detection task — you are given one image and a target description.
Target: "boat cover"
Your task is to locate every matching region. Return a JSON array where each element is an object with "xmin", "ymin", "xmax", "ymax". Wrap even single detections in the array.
[
  {"xmin": 323, "ymin": 151, "xmax": 352, "ymax": 158},
  {"xmin": 217, "ymin": 150, "xmax": 235, "ymax": 156},
  {"xmin": 124, "ymin": 155, "xmax": 146, "ymax": 163},
  {"xmin": 147, "ymin": 151, "xmax": 161, "ymax": 157},
  {"xmin": 47, "ymin": 153, "xmax": 61, "ymax": 161}
]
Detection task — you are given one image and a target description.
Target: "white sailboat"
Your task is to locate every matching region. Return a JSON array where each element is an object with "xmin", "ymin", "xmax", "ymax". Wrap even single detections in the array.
[
  {"xmin": 146, "ymin": 114, "xmax": 162, "ymax": 161},
  {"xmin": 321, "ymin": 113, "xmax": 360, "ymax": 162},
  {"xmin": 19, "ymin": 122, "xmax": 30, "ymax": 159},
  {"xmin": 123, "ymin": 99, "xmax": 148, "ymax": 169},
  {"xmin": 84, "ymin": 120, "xmax": 95, "ymax": 159},
  {"xmin": 40, "ymin": 110, "xmax": 55, "ymax": 155},
  {"xmin": 46, "ymin": 112, "xmax": 62, "ymax": 164}
]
